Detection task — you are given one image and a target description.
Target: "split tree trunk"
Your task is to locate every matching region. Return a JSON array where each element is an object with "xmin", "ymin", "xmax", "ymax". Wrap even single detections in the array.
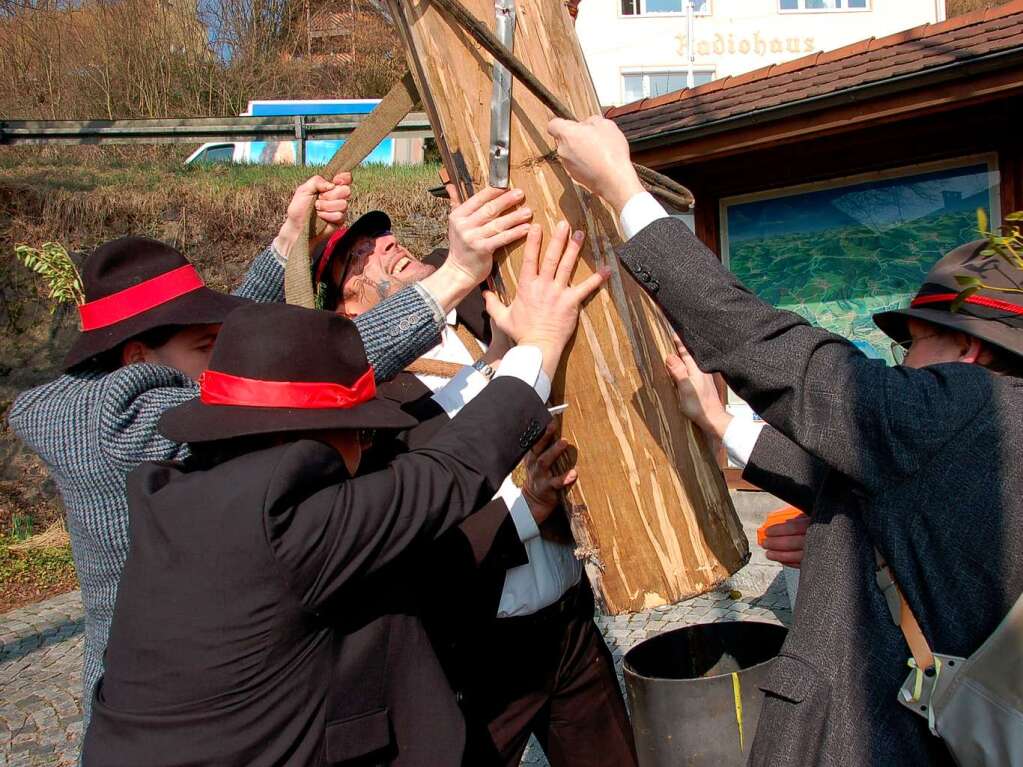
[{"xmin": 388, "ymin": 0, "xmax": 748, "ymax": 613}]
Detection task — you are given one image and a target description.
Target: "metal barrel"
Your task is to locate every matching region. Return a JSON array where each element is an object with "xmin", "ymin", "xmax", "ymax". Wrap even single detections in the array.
[{"xmin": 623, "ymin": 621, "xmax": 787, "ymax": 767}]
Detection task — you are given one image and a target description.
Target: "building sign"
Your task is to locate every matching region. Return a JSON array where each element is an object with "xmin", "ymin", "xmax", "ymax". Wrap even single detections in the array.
[{"xmin": 676, "ymin": 32, "xmax": 816, "ymax": 57}]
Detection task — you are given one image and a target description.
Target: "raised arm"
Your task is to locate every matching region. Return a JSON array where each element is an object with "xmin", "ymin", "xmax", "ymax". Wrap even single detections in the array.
[
  {"xmin": 268, "ymin": 376, "xmax": 550, "ymax": 611},
  {"xmin": 549, "ymin": 116, "xmax": 991, "ymax": 493},
  {"xmin": 270, "ymin": 221, "xmax": 607, "ymax": 611}
]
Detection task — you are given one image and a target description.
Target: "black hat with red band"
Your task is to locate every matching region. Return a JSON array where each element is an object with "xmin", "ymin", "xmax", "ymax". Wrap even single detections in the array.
[
  {"xmin": 158, "ymin": 302, "xmax": 417, "ymax": 444},
  {"xmin": 874, "ymin": 239, "xmax": 1023, "ymax": 360},
  {"xmin": 310, "ymin": 211, "xmax": 391, "ymax": 307},
  {"xmin": 64, "ymin": 237, "xmax": 250, "ymax": 371}
]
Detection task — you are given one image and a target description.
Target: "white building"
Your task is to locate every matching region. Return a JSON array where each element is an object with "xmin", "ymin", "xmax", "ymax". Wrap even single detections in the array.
[{"xmin": 576, "ymin": 0, "xmax": 947, "ymax": 107}]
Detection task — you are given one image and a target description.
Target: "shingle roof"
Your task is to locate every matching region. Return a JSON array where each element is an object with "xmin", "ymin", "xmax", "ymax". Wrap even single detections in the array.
[{"xmin": 608, "ymin": 1, "xmax": 1023, "ymax": 144}]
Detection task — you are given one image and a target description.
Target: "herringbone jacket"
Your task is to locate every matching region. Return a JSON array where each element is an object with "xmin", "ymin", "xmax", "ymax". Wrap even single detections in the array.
[
  {"xmin": 7, "ymin": 245, "xmax": 445, "ymax": 729},
  {"xmin": 619, "ymin": 217, "xmax": 1023, "ymax": 766}
]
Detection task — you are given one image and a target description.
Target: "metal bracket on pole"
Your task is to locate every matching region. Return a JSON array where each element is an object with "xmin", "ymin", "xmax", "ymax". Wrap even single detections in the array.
[{"xmin": 488, "ymin": 0, "xmax": 515, "ymax": 188}]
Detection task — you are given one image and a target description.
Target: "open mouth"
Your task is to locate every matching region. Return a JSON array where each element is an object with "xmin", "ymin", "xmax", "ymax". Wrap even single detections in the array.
[{"xmin": 391, "ymin": 256, "xmax": 413, "ymax": 277}]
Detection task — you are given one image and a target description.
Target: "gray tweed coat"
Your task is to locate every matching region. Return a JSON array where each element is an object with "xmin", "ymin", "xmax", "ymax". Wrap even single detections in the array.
[
  {"xmin": 7, "ymin": 246, "xmax": 445, "ymax": 729},
  {"xmin": 619, "ymin": 217, "xmax": 1023, "ymax": 766}
]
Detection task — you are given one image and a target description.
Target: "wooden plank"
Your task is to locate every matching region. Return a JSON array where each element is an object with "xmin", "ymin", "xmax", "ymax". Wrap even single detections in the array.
[{"xmin": 388, "ymin": 0, "xmax": 748, "ymax": 614}]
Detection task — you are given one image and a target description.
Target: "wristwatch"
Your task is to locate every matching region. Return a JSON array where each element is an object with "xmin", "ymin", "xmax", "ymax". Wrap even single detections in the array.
[{"xmin": 472, "ymin": 359, "xmax": 496, "ymax": 380}]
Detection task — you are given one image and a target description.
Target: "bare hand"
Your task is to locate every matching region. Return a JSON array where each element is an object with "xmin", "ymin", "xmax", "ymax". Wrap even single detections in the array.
[
  {"xmin": 275, "ymin": 173, "xmax": 352, "ymax": 258},
  {"xmin": 762, "ymin": 513, "xmax": 811, "ymax": 569},
  {"xmin": 665, "ymin": 334, "xmax": 731, "ymax": 441},
  {"xmin": 522, "ymin": 423, "xmax": 577, "ymax": 526},
  {"xmin": 446, "ymin": 186, "xmax": 533, "ymax": 287},
  {"xmin": 483, "ymin": 222, "xmax": 609, "ymax": 380},
  {"xmin": 547, "ymin": 116, "xmax": 644, "ymax": 213},
  {"xmin": 481, "ymin": 317, "xmax": 513, "ymax": 367}
]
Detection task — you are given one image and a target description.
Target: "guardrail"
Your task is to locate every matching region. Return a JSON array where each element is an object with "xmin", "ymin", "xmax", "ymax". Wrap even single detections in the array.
[{"xmin": 0, "ymin": 113, "xmax": 433, "ymax": 163}]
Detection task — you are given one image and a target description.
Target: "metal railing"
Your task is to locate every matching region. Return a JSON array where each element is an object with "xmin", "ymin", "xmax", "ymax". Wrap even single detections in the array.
[{"xmin": 0, "ymin": 113, "xmax": 433, "ymax": 163}]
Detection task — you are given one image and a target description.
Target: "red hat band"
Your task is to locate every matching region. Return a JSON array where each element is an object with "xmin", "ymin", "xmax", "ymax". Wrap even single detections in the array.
[
  {"xmin": 199, "ymin": 368, "xmax": 376, "ymax": 410},
  {"xmin": 911, "ymin": 293, "xmax": 1023, "ymax": 316},
  {"xmin": 78, "ymin": 265, "xmax": 205, "ymax": 331}
]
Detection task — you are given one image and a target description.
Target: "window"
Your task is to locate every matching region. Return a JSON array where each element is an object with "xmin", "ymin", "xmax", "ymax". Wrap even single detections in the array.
[
  {"xmin": 779, "ymin": 0, "xmax": 867, "ymax": 10},
  {"xmin": 191, "ymin": 144, "xmax": 235, "ymax": 164},
  {"xmin": 621, "ymin": 0, "xmax": 709, "ymax": 16},
  {"xmin": 720, "ymin": 157, "xmax": 1001, "ymax": 364},
  {"xmin": 622, "ymin": 70, "xmax": 714, "ymax": 102}
]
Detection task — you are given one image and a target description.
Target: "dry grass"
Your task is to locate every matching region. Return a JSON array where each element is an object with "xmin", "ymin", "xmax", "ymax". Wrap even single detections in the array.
[{"xmin": 0, "ymin": 146, "xmax": 449, "ymax": 609}]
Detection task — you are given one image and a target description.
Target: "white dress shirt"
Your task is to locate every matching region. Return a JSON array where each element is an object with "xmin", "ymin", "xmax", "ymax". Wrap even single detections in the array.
[{"xmin": 420, "ymin": 312, "xmax": 582, "ymax": 618}]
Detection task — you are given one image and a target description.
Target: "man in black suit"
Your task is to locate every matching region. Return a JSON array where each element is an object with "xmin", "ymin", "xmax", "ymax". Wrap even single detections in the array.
[
  {"xmin": 82, "ymin": 221, "xmax": 608, "ymax": 766},
  {"xmin": 547, "ymin": 116, "xmax": 1023, "ymax": 766},
  {"xmin": 312, "ymin": 197, "xmax": 638, "ymax": 766}
]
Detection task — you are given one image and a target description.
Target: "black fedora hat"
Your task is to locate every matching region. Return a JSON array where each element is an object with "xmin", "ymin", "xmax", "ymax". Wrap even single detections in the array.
[
  {"xmin": 64, "ymin": 237, "xmax": 249, "ymax": 370},
  {"xmin": 311, "ymin": 211, "xmax": 392, "ymax": 305},
  {"xmin": 158, "ymin": 303, "xmax": 417, "ymax": 444},
  {"xmin": 874, "ymin": 239, "xmax": 1023, "ymax": 360}
]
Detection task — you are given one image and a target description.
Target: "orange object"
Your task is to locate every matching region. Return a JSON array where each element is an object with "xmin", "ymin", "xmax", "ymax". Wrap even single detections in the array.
[{"xmin": 757, "ymin": 506, "xmax": 806, "ymax": 547}]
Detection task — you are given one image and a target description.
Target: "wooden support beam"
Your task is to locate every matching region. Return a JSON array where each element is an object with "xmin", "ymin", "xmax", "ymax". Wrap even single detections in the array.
[{"xmin": 388, "ymin": 0, "xmax": 748, "ymax": 614}]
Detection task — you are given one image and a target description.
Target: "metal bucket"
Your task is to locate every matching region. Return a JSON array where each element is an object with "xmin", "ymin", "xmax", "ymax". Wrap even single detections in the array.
[{"xmin": 623, "ymin": 621, "xmax": 787, "ymax": 767}]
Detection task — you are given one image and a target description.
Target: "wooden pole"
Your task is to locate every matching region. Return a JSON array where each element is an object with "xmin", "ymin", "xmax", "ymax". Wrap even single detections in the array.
[{"xmin": 387, "ymin": 0, "xmax": 749, "ymax": 614}]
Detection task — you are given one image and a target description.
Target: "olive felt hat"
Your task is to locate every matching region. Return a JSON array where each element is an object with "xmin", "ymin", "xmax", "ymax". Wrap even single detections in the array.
[
  {"xmin": 158, "ymin": 302, "xmax": 417, "ymax": 444},
  {"xmin": 873, "ymin": 240, "xmax": 1023, "ymax": 360},
  {"xmin": 64, "ymin": 237, "xmax": 249, "ymax": 370}
]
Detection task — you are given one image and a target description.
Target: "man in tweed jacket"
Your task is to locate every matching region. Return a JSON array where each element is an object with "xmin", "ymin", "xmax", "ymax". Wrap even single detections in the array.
[
  {"xmin": 548, "ymin": 117, "xmax": 1023, "ymax": 765},
  {"xmin": 7, "ymin": 174, "xmax": 356, "ymax": 727},
  {"xmin": 8, "ymin": 175, "xmax": 530, "ymax": 733}
]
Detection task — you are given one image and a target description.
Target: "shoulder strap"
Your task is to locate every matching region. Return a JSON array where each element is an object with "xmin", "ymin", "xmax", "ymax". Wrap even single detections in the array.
[{"xmin": 875, "ymin": 549, "xmax": 935, "ymax": 671}]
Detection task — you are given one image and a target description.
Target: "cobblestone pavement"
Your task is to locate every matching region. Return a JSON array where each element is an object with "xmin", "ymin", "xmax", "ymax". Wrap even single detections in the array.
[{"xmin": 0, "ymin": 575, "xmax": 791, "ymax": 766}]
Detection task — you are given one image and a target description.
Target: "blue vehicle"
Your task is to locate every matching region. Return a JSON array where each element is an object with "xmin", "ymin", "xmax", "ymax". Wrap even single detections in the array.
[{"xmin": 184, "ymin": 99, "xmax": 424, "ymax": 166}]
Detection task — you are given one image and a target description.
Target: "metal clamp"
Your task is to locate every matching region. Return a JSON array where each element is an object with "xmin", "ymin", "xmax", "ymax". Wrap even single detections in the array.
[{"xmin": 488, "ymin": 0, "xmax": 516, "ymax": 188}]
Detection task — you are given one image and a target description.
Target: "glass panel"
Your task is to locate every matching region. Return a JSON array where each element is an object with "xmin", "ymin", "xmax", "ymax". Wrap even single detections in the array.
[
  {"xmin": 847, "ymin": 0, "xmax": 868, "ymax": 7},
  {"xmin": 666, "ymin": 73, "xmax": 687, "ymax": 92},
  {"xmin": 199, "ymin": 145, "xmax": 234, "ymax": 163},
  {"xmin": 724, "ymin": 162, "xmax": 1000, "ymax": 363},
  {"xmin": 694, "ymin": 70, "xmax": 714, "ymax": 86},
  {"xmin": 644, "ymin": 0, "xmax": 683, "ymax": 13},
  {"xmin": 693, "ymin": 0, "xmax": 710, "ymax": 12},
  {"xmin": 621, "ymin": 0, "xmax": 637, "ymax": 15},
  {"xmin": 779, "ymin": 0, "xmax": 798, "ymax": 9},
  {"xmin": 622, "ymin": 74, "xmax": 645, "ymax": 102},
  {"xmin": 648, "ymin": 75, "xmax": 671, "ymax": 96}
]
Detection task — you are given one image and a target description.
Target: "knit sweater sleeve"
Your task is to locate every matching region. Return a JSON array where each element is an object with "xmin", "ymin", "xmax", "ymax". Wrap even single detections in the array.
[
  {"xmin": 232, "ymin": 243, "xmax": 285, "ymax": 304},
  {"xmin": 97, "ymin": 365, "xmax": 198, "ymax": 473}
]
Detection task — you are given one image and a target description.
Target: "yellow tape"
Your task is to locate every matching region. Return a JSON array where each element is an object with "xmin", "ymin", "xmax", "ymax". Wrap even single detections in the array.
[{"xmin": 732, "ymin": 671, "xmax": 744, "ymax": 752}]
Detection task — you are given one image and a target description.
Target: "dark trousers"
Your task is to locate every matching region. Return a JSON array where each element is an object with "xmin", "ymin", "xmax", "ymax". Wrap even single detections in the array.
[{"xmin": 458, "ymin": 583, "xmax": 638, "ymax": 767}]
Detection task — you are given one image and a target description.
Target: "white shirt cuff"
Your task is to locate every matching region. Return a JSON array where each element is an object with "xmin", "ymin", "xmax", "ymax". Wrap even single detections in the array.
[
  {"xmin": 430, "ymin": 364, "xmax": 490, "ymax": 418},
  {"xmin": 722, "ymin": 417, "xmax": 766, "ymax": 469},
  {"xmin": 620, "ymin": 191, "xmax": 670, "ymax": 240},
  {"xmin": 496, "ymin": 478, "xmax": 541, "ymax": 543},
  {"xmin": 495, "ymin": 345, "xmax": 551, "ymax": 402},
  {"xmin": 412, "ymin": 282, "xmax": 447, "ymax": 326}
]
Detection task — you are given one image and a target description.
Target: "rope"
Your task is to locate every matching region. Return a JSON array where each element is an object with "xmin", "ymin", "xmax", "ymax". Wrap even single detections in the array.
[{"xmin": 423, "ymin": 0, "xmax": 694, "ymax": 211}]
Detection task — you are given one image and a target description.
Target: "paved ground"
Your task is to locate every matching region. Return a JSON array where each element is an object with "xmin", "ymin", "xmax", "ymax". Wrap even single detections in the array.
[{"xmin": 0, "ymin": 493, "xmax": 792, "ymax": 766}]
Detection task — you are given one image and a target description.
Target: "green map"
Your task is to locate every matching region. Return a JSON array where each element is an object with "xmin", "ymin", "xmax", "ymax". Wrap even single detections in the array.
[{"xmin": 726, "ymin": 163, "xmax": 996, "ymax": 362}]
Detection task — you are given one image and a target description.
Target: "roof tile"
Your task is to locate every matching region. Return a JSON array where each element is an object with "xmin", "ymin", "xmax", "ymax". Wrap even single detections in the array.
[
  {"xmin": 613, "ymin": 7, "xmax": 1023, "ymax": 140},
  {"xmin": 817, "ymin": 37, "xmax": 875, "ymax": 65}
]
